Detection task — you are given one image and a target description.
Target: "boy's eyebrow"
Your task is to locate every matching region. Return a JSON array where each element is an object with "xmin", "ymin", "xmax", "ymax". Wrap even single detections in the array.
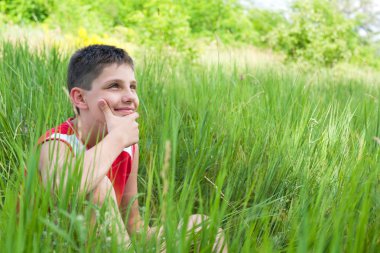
[{"xmin": 103, "ymin": 79, "xmax": 138, "ymax": 85}]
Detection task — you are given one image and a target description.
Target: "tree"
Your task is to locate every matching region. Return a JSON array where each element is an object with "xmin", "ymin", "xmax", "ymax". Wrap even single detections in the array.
[
  {"xmin": 267, "ymin": 0, "xmax": 374, "ymax": 66},
  {"xmin": 336, "ymin": 0, "xmax": 380, "ymax": 42}
]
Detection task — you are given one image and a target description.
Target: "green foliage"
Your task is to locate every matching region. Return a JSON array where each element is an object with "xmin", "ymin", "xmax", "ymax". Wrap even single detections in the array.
[
  {"xmin": 179, "ymin": 0, "xmax": 251, "ymax": 43},
  {"xmin": 247, "ymin": 8, "xmax": 287, "ymax": 47},
  {"xmin": 0, "ymin": 0, "xmax": 52, "ymax": 23},
  {"xmin": 351, "ymin": 43, "xmax": 380, "ymax": 69},
  {"xmin": 45, "ymin": 0, "xmax": 114, "ymax": 33},
  {"xmin": 268, "ymin": 0, "xmax": 363, "ymax": 66},
  {"xmin": 0, "ymin": 0, "xmax": 379, "ymax": 67},
  {"xmin": 42, "ymin": 0, "xmax": 192, "ymax": 53},
  {"xmin": 123, "ymin": 0, "xmax": 191, "ymax": 51}
]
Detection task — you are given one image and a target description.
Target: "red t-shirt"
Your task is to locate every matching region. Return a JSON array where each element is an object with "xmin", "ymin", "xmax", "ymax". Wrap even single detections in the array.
[{"xmin": 37, "ymin": 118, "xmax": 135, "ymax": 206}]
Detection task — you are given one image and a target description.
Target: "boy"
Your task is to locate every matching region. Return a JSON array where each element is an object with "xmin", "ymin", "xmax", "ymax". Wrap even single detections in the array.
[
  {"xmin": 38, "ymin": 44, "xmax": 227, "ymax": 252},
  {"xmin": 38, "ymin": 44, "xmax": 143, "ymax": 243}
]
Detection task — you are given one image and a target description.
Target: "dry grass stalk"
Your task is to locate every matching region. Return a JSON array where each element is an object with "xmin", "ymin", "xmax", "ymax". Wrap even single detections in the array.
[{"xmin": 160, "ymin": 140, "xmax": 171, "ymax": 223}]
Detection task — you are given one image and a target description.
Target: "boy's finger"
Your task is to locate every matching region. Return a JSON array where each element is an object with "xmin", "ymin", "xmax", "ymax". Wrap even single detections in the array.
[
  {"xmin": 128, "ymin": 112, "xmax": 139, "ymax": 120},
  {"xmin": 98, "ymin": 99, "xmax": 113, "ymax": 120}
]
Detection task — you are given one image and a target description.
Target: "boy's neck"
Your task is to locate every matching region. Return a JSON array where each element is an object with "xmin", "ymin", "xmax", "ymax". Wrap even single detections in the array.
[{"xmin": 72, "ymin": 116, "xmax": 106, "ymax": 149}]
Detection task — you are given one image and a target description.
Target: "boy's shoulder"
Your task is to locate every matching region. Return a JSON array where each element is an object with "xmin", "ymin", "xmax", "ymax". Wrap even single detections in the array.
[
  {"xmin": 37, "ymin": 118, "xmax": 136, "ymax": 158},
  {"xmin": 37, "ymin": 118, "xmax": 84, "ymax": 154}
]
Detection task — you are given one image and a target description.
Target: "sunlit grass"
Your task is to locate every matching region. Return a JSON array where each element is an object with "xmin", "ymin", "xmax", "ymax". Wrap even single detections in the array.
[{"xmin": 0, "ymin": 41, "xmax": 379, "ymax": 252}]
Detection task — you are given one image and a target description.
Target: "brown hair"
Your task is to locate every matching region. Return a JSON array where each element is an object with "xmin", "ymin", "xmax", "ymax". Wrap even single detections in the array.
[{"xmin": 67, "ymin": 44, "xmax": 134, "ymax": 92}]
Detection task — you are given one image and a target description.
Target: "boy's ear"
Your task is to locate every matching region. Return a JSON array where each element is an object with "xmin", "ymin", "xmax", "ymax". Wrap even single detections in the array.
[{"xmin": 70, "ymin": 87, "xmax": 89, "ymax": 110}]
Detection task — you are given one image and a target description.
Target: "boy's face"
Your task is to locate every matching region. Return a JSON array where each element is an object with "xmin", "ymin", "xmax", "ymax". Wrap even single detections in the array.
[{"xmin": 81, "ymin": 63, "xmax": 139, "ymax": 127}]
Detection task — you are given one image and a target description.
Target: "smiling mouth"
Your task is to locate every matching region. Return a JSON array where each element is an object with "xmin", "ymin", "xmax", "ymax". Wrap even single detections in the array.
[{"xmin": 114, "ymin": 108, "xmax": 135, "ymax": 115}]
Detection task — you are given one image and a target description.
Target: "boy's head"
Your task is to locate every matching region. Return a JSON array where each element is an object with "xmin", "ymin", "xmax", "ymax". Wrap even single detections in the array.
[
  {"xmin": 67, "ymin": 45, "xmax": 137, "ymax": 117},
  {"xmin": 67, "ymin": 44, "xmax": 134, "ymax": 93}
]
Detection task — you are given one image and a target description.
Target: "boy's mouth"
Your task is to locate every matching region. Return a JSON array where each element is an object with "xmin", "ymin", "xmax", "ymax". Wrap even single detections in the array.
[{"xmin": 114, "ymin": 107, "xmax": 135, "ymax": 115}]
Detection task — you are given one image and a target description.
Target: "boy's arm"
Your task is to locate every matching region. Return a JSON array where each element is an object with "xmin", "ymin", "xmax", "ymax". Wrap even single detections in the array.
[
  {"xmin": 39, "ymin": 130, "xmax": 131, "ymax": 194},
  {"xmin": 39, "ymin": 100, "xmax": 139, "ymax": 194},
  {"xmin": 39, "ymin": 141, "xmax": 73, "ymax": 190},
  {"xmin": 120, "ymin": 145, "xmax": 145, "ymax": 235}
]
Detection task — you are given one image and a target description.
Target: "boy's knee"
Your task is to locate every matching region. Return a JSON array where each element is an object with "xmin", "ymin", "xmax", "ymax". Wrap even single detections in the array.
[
  {"xmin": 188, "ymin": 214, "xmax": 208, "ymax": 224},
  {"xmin": 185, "ymin": 214, "xmax": 209, "ymax": 232},
  {"xmin": 91, "ymin": 176, "xmax": 117, "ymax": 206}
]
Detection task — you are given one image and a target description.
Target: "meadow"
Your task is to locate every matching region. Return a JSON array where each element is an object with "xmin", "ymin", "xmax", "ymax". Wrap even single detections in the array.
[{"xmin": 0, "ymin": 42, "xmax": 379, "ymax": 252}]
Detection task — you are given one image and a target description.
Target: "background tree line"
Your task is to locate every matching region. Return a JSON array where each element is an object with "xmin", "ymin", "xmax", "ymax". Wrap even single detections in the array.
[{"xmin": 0, "ymin": 0, "xmax": 379, "ymax": 68}]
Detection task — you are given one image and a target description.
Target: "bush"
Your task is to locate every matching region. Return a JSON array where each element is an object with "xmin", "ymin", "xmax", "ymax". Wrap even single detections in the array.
[
  {"xmin": 180, "ymin": 0, "xmax": 256, "ymax": 44},
  {"xmin": 268, "ymin": 0, "xmax": 362, "ymax": 66},
  {"xmin": 0, "ymin": 0, "xmax": 52, "ymax": 23},
  {"xmin": 123, "ymin": 0, "xmax": 191, "ymax": 51},
  {"xmin": 45, "ymin": 0, "xmax": 112, "ymax": 33},
  {"xmin": 247, "ymin": 8, "xmax": 287, "ymax": 47}
]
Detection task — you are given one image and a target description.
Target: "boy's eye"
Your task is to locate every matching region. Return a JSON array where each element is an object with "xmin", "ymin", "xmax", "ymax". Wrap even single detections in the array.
[
  {"xmin": 108, "ymin": 83, "xmax": 119, "ymax": 89},
  {"xmin": 131, "ymin": 84, "xmax": 137, "ymax": 90}
]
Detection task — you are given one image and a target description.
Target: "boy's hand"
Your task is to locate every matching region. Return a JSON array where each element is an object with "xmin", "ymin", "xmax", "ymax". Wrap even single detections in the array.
[{"xmin": 98, "ymin": 99, "xmax": 139, "ymax": 147}]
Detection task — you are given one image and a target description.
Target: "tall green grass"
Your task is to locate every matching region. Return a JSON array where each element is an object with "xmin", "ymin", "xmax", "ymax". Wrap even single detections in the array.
[{"xmin": 0, "ymin": 41, "xmax": 379, "ymax": 252}]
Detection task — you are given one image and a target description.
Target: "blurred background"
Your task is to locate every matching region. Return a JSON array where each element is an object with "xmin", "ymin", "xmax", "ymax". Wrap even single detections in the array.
[{"xmin": 1, "ymin": 0, "xmax": 379, "ymax": 70}]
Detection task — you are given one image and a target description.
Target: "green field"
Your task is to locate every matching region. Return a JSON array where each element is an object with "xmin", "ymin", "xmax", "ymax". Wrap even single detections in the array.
[{"xmin": 0, "ymin": 42, "xmax": 379, "ymax": 252}]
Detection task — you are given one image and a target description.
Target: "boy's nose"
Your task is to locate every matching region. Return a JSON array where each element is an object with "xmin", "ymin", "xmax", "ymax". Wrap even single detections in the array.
[{"xmin": 121, "ymin": 93, "xmax": 135, "ymax": 103}]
